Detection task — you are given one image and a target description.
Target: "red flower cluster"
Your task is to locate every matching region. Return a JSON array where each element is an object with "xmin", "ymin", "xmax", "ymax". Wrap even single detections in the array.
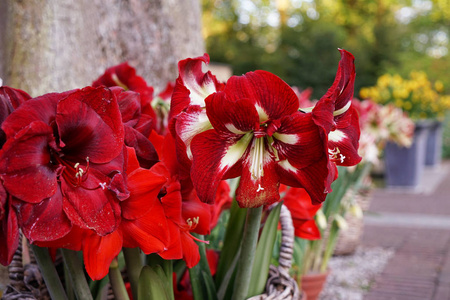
[
  {"xmin": 0, "ymin": 49, "xmax": 360, "ymax": 282},
  {"xmin": 0, "ymin": 65, "xmax": 230, "ymax": 280}
]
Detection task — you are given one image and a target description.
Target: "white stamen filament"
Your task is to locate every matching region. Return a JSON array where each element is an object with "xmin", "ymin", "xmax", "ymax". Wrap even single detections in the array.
[
  {"xmin": 333, "ymin": 101, "xmax": 351, "ymax": 116},
  {"xmin": 250, "ymin": 137, "xmax": 265, "ymax": 180}
]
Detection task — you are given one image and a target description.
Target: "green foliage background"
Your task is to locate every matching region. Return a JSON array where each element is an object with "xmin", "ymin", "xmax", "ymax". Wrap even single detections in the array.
[{"xmin": 202, "ymin": 0, "xmax": 450, "ymax": 156}]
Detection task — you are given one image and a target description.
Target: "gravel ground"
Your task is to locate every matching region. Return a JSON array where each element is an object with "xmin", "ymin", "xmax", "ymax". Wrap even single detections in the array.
[{"xmin": 319, "ymin": 246, "xmax": 394, "ymax": 300}]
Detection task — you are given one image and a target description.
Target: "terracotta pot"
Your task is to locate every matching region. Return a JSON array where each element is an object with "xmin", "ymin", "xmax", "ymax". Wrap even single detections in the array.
[{"xmin": 300, "ymin": 271, "xmax": 330, "ymax": 300}]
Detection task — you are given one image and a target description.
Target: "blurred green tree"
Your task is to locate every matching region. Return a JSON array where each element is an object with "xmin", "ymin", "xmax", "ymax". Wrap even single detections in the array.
[{"xmin": 202, "ymin": 0, "xmax": 450, "ymax": 97}]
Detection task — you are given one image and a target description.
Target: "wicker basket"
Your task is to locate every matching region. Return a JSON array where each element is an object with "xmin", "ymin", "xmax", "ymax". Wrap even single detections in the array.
[
  {"xmin": 333, "ymin": 188, "xmax": 373, "ymax": 256},
  {"xmin": 248, "ymin": 205, "xmax": 302, "ymax": 300}
]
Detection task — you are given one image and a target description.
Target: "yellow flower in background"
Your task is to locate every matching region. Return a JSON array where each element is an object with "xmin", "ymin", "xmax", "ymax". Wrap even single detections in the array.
[
  {"xmin": 435, "ymin": 80, "xmax": 444, "ymax": 93},
  {"xmin": 360, "ymin": 71, "xmax": 450, "ymax": 120}
]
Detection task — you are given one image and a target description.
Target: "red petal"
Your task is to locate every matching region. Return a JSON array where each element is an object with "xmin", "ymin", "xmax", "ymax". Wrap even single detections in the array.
[
  {"xmin": 180, "ymin": 231, "xmax": 200, "ymax": 268},
  {"xmin": 320, "ymin": 49, "xmax": 356, "ymax": 112},
  {"xmin": 83, "ymin": 230, "xmax": 123, "ymax": 280},
  {"xmin": 294, "ymin": 219, "xmax": 321, "ymax": 240},
  {"xmin": 190, "ymin": 130, "xmax": 245, "ymax": 204},
  {"xmin": 122, "ymin": 167, "xmax": 166, "ymax": 220},
  {"xmin": 223, "ymin": 70, "xmax": 299, "ymax": 120},
  {"xmin": 169, "ymin": 54, "xmax": 223, "ymax": 122},
  {"xmin": 0, "ymin": 122, "xmax": 58, "ymax": 203},
  {"xmin": 158, "ymin": 221, "xmax": 183, "ymax": 260},
  {"xmin": 328, "ymin": 106, "xmax": 362, "ymax": 166},
  {"xmin": 15, "ymin": 187, "xmax": 72, "ymax": 243},
  {"xmin": 205, "ymin": 93, "xmax": 259, "ymax": 135},
  {"xmin": 33, "ymin": 225, "xmax": 84, "ymax": 251},
  {"xmin": 92, "ymin": 62, "xmax": 154, "ymax": 110},
  {"xmin": 272, "ymin": 112, "xmax": 325, "ymax": 169},
  {"xmin": 277, "ymin": 156, "xmax": 330, "ymax": 205},
  {"xmin": 124, "ymin": 126, "xmax": 159, "ymax": 169},
  {"xmin": 0, "ymin": 187, "xmax": 19, "ymax": 265},
  {"xmin": 182, "ymin": 194, "xmax": 211, "ymax": 235},
  {"xmin": 56, "ymin": 87, "xmax": 124, "ymax": 164},
  {"xmin": 236, "ymin": 154, "xmax": 280, "ymax": 208},
  {"xmin": 62, "ymin": 179, "xmax": 121, "ymax": 236},
  {"xmin": 1, "ymin": 91, "xmax": 70, "ymax": 139},
  {"xmin": 121, "ymin": 200, "xmax": 169, "ymax": 254}
]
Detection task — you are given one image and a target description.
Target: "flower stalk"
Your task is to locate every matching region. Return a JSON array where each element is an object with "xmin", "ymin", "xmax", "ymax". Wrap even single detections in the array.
[
  {"xmin": 31, "ymin": 245, "xmax": 69, "ymax": 300},
  {"xmin": 109, "ymin": 258, "xmax": 130, "ymax": 300},
  {"xmin": 61, "ymin": 249, "xmax": 93, "ymax": 300},
  {"xmin": 123, "ymin": 247, "xmax": 143, "ymax": 300},
  {"xmin": 232, "ymin": 206, "xmax": 263, "ymax": 300}
]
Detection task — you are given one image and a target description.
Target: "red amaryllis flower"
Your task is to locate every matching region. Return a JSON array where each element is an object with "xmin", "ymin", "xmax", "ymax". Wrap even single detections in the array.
[
  {"xmin": 110, "ymin": 87, "xmax": 158, "ymax": 169},
  {"xmin": 0, "ymin": 184, "xmax": 19, "ymax": 265},
  {"xmin": 0, "ymin": 86, "xmax": 30, "ymax": 265},
  {"xmin": 92, "ymin": 62, "xmax": 157, "ymax": 130},
  {"xmin": 186, "ymin": 70, "xmax": 331, "ymax": 208},
  {"xmin": 312, "ymin": 49, "xmax": 361, "ymax": 182},
  {"xmin": 282, "ymin": 186, "xmax": 321, "ymax": 240},
  {"xmin": 36, "ymin": 147, "xmax": 170, "ymax": 280},
  {"xmin": 0, "ymin": 86, "xmax": 128, "ymax": 242},
  {"xmin": 149, "ymin": 133, "xmax": 211, "ymax": 268},
  {"xmin": 169, "ymin": 54, "xmax": 225, "ymax": 178},
  {"xmin": 0, "ymin": 86, "xmax": 31, "ymax": 147}
]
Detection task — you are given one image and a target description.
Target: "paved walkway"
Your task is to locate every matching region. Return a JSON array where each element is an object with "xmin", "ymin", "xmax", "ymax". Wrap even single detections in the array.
[{"xmin": 362, "ymin": 161, "xmax": 450, "ymax": 300}]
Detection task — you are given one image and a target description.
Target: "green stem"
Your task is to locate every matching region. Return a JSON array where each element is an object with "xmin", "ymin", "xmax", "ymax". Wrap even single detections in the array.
[
  {"xmin": 61, "ymin": 249, "xmax": 93, "ymax": 300},
  {"xmin": 320, "ymin": 220, "xmax": 340, "ymax": 272},
  {"xmin": 232, "ymin": 206, "xmax": 263, "ymax": 300},
  {"xmin": 123, "ymin": 248, "xmax": 143, "ymax": 300},
  {"xmin": 108, "ymin": 258, "xmax": 130, "ymax": 300},
  {"xmin": 31, "ymin": 245, "xmax": 69, "ymax": 300},
  {"xmin": 64, "ymin": 258, "xmax": 75, "ymax": 300}
]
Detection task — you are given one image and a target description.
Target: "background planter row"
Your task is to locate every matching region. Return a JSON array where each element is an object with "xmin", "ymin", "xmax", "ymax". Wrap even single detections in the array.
[{"xmin": 384, "ymin": 120, "xmax": 443, "ymax": 188}]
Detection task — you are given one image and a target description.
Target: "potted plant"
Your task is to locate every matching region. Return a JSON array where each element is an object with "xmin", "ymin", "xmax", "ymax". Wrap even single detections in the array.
[{"xmin": 358, "ymin": 72, "xmax": 450, "ymax": 187}]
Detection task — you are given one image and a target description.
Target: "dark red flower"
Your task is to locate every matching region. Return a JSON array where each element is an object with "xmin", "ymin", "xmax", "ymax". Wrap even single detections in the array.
[
  {"xmin": 92, "ymin": 62, "xmax": 157, "ymax": 131},
  {"xmin": 0, "ymin": 86, "xmax": 31, "ymax": 147},
  {"xmin": 0, "ymin": 184, "xmax": 19, "ymax": 265},
  {"xmin": 282, "ymin": 186, "xmax": 321, "ymax": 240},
  {"xmin": 0, "ymin": 86, "xmax": 30, "ymax": 265},
  {"xmin": 0, "ymin": 86, "xmax": 127, "ymax": 242},
  {"xmin": 110, "ymin": 87, "xmax": 159, "ymax": 169},
  {"xmin": 36, "ymin": 147, "xmax": 169, "ymax": 280}
]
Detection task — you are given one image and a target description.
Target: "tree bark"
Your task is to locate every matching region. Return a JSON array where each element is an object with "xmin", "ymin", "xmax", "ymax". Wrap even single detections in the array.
[{"xmin": 0, "ymin": 0, "xmax": 205, "ymax": 96}]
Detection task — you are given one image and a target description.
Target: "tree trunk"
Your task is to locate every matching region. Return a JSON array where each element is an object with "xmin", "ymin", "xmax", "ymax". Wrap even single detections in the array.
[{"xmin": 0, "ymin": 0, "xmax": 205, "ymax": 96}]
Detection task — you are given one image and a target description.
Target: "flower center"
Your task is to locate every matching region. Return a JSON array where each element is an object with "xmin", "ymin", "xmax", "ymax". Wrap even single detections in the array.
[
  {"xmin": 329, "ymin": 147, "xmax": 346, "ymax": 164},
  {"xmin": 186, "ymin": 216, "xmax": 199, "ymax": 231},
  {"xmin": 53, "ymin": 155, "xmax": 103, "ymax": 190}
]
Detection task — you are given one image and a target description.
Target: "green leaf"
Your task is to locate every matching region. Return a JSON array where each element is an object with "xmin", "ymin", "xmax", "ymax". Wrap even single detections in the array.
[
  {"xmin": 246, "ymin": 202, "xmax": 282, "ymax": 298},
  {"xmin": 138, "ymin": 266, "xmax": 171, "ymax": 300},
  {"xmin": 215, "ymin": 200, "xmax": 247, "ymax": 288}
]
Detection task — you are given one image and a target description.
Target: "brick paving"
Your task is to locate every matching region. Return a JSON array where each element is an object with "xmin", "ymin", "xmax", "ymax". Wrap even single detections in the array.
[{"xmin": 361, "ymin": 161, "xmax": 450, "ymax": 300}]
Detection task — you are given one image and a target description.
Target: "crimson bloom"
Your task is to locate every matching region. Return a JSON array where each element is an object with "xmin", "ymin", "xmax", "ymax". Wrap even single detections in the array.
[
  {"xmin": 0, "ymin": 86, "xmax": 30, "ymax": 265},
  {"xmin": 0, "ymin": 86, "xmax": 128, "ymax": 243},
  {"xmin": 148, "ymin": 132, "xmax": 230, "ymax": 268},
  {"xmin": 36, "ymin": 146, "xmax": 170, "ymax": 280},
  {"xmin": 169, "ymin": 54, "xmax": 225, "ymax": 179},
  {"xmin": 312, "ymin": 49, "xmax": 361, "ymax": 184},
  {"xmin": 92, "ymin": 62, "xmax": 157, "ymax": 130},
  {"xmin": 110, "ymin": 87, "xmax": 159, "ymax": 168},
  {"xmin": 281, "ymin": 186, "xmax": 321, "ymax": 240},
  {"xmin": 185, "ymin": 70, "xmax": 330, "ymax": 208}
]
